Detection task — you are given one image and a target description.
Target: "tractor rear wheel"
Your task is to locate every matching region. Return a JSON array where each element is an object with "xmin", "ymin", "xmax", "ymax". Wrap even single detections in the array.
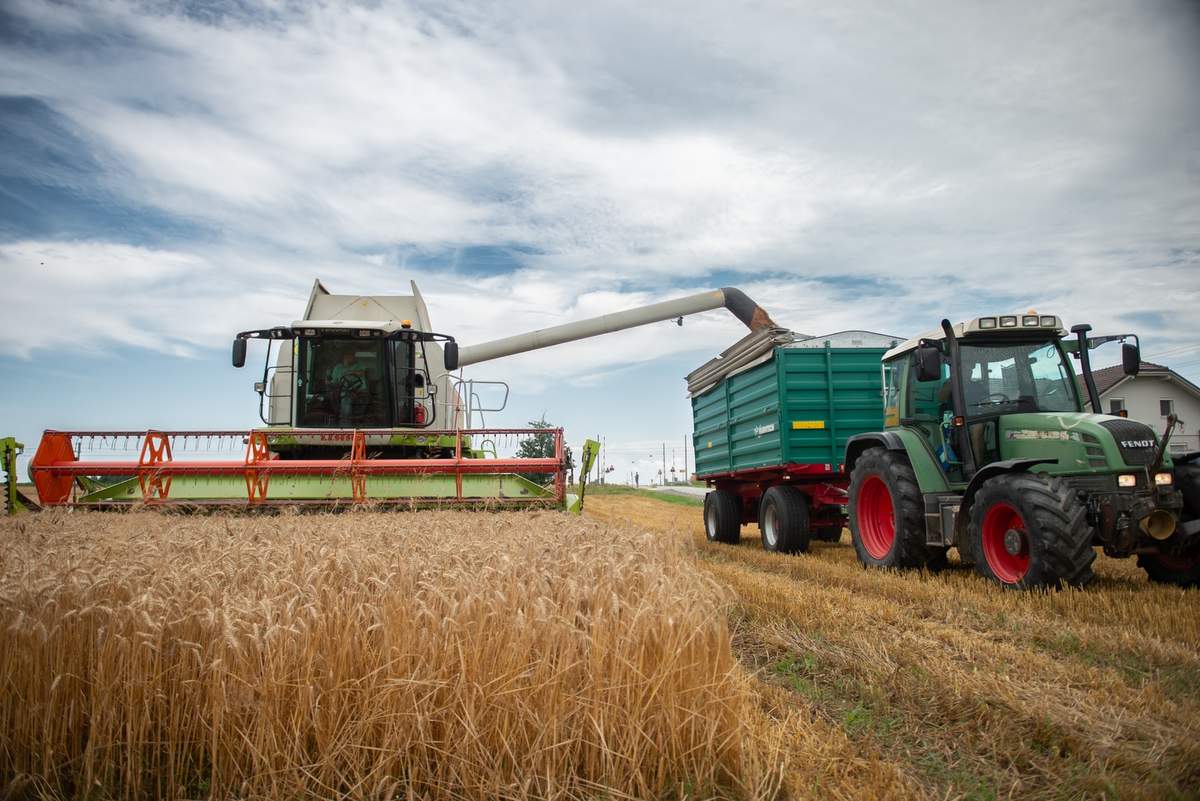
[
  {"xmin": 758, "ymin": 485, "xmax": 811, "ymax": 554},
  {"xmin": 704, "ymin": 489, "xmax": 741, "ymax": 544},
  {"xmin": 968, "ymin": 473, "xmax": 1094, "ymax": 589},
  {"xmin": 847, "ymin": 448, "xmax": 928, "ymax": 570}
]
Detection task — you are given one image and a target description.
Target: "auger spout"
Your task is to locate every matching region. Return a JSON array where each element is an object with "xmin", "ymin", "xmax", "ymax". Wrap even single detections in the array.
[{"xmin": 457, "ymin": 287, "xmax": 776, "ymax": 368}]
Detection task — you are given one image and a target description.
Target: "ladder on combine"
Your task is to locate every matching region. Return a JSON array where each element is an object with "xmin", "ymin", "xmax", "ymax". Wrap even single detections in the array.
[{"xmin": 25, "ymin": 428, "xmax": 568, "ymax": 509}]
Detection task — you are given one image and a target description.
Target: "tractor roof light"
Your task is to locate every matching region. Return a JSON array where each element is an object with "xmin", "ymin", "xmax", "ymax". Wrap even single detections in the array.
[
  {"xmin": 1040, "ymin": 315, "xmax": 1057, "ymax": 327},
  {"xmin": 1155, "ymin": 472, "xmax": 1173, "ymax": 486},
  {"xmin": 1118, "ymin": 474, "xmax": 1137, "ymax": 488},
  {"xmin": 978, "ymin": 317, "xmax": 997, "ymax": 329},
  {"xmin": 1000, "ymin": 316, "xmax": 1018, "ymax": 327},
  {"xmin": 1022, "ymin": 315, "xmax": 1039, "ymax": 326}
]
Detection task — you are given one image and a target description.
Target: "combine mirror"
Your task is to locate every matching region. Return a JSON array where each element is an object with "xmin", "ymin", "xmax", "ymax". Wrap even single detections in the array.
[
  {"xmin": 444, "ymin": 341, "xmax": 459, "ymax": 371},
  {"xmin": 232, "ymin": 338, "xmax": 247, "ymax": 368}
]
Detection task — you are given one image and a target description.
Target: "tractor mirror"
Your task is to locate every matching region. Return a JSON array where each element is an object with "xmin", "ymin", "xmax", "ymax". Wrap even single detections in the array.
[
  {"xmin": 443, "ymin": 341, "xmax": 459, "ymax": 371},
  {"xmin": 1122, "ymin": 342, "xmax": 1140, "ymax": 376},
  {"xmin": 232, "ymin": 337, "xmax": 247, "ymax": 368},
  {"xmin": 914, "ymin": 346, "xmax": 941, "ymax": 382}
]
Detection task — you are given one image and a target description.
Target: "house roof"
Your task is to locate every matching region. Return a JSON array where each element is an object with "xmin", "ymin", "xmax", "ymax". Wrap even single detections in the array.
[{"xmin": 1092, "ymin": 361, "xmax": 1200, "ymax": 400}]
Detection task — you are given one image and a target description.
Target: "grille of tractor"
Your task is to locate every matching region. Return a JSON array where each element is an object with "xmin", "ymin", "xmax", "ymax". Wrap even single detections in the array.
[{"xmin": 1099, "ymin": 419, "xmax": 1158, "ymax": 466}]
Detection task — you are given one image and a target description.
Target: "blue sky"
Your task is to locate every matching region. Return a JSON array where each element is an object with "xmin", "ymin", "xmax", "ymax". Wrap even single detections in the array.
[{"xmin": 2, "ymin": 0, "xmax": 1199, "ymax": 481}]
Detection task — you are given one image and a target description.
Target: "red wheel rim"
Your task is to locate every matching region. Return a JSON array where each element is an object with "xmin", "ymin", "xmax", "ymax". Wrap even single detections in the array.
[
  {"xmin": 981, "ymin": 502, "xmax": 1030, "ymax": 584},
  {"xmin": 857, "ymin": 475, "xmax": 895, "ymax": 559}
]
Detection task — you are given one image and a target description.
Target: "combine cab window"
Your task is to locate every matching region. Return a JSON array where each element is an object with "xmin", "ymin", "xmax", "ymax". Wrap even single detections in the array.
[{"xmin": 295, "ymin": 338, "xmax": 390, "ymax": 427}]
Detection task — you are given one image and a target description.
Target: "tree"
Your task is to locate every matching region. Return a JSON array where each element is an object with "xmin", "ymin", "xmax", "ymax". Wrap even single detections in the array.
[{"xmin": 516, "ymin": 417, "xmax": 575, "ymax": 485}]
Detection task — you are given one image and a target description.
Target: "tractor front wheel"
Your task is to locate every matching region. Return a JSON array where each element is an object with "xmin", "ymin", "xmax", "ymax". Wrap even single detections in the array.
[
  {"xmin": 968, "ymin": 473, "xmax": 1094, "ymax": 589},
  {"xmin": 704, "ymin": 489, "xmax": 742, "ymax": 544},
  {"xmin": 758, "ymin": 485, "xmax": 811, "ymax": 554},
  {"xmin": 1138, "ymin": 462, "xmax": 1200, "ymax": 587},
  {"xmin": 847, "ymin": 448, "xmax": 928, "ymax": 570}
]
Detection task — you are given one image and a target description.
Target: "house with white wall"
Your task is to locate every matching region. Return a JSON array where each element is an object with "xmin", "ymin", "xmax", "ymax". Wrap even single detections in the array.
[{"xmin": 1087, "ymin": 361, "xmax": 1200, "ymax": 456}]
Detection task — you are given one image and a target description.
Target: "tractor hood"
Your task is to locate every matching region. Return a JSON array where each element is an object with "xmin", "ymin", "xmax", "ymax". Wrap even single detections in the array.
[{"xmin": 997, "ymin": 412, "xmax": 1170, "ymax": 473}]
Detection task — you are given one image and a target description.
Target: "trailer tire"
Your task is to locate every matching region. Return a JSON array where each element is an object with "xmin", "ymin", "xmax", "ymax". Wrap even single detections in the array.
[
  {"xmin": 848, "ymin": 447, "xmax": 928, "ymax": 570},
  {"xmin": 758, "ymin": 486, "xmax": 811, "ymax": 554},
  {"xmin": 968, "ymin": 473, "xmax": 1094, "ymax": 589},
  {"xmin": 704, "ymin": 490, "xmax": 741, "ymax": 544}
]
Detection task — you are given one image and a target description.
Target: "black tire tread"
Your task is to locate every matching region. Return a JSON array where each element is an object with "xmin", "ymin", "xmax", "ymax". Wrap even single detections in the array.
[
  {"xmin": 759, "ymin": 485, "xmax": 811, "ymax": 554},
  {"xmin": 704, "ymin": 490, "xmax": 741, "ymax": 544},
  {"xmin": 847, "ymin": 447, "xmax": 929, "ymax": 570},
  {"xmin": 969, "ymin": 473, "xmax": 1094, "ymax": 589}
]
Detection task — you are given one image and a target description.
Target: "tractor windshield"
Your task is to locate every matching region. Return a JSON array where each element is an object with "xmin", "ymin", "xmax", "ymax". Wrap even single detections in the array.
[{"xmin": 957, "ymin": 340, "xmax": 1080, "ymax": 416}]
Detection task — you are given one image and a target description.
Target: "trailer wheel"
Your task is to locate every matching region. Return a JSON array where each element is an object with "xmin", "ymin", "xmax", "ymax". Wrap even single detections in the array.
[
  {"xmin": 758, "ymin": 486, "xmax": 811, "ymax": 554},
  {"xmin": 847, "ymin": 447, "xmax": 928, "ymax": 570},
  {"xmin": 704, "ymin": 490, "xmax": 741, "ymax": 544},
  {"xmin": 968, "ymin": 473, "xmax": 1094, "ymax": 589}
]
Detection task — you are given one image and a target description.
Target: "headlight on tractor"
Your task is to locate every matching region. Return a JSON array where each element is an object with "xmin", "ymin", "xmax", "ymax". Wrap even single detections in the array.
[
  {"xmin": 1118, "ymin": 474, "xmax": 1137, "ymax": 488},
  {"xmin": 1154, "ymin": 472, "xmax": 1173, "ymax": 486}
]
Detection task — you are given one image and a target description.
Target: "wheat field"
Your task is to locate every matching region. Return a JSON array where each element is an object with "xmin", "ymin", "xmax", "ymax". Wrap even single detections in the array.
[
  {"xmin": 587, "ymin": 495, "xmax": 1200, "ymax": 801},
  {"xmin": 2, "ymin": 499, "xmax": 1198, "ymax": 801},
  {"xmin": 0, "ymin": 510, "xmax": 786, "ymax": 801}
]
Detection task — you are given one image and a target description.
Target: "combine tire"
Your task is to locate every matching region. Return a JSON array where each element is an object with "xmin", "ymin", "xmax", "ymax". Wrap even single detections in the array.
[
  {"xmin": 1138, "ymin": 462, "xmax": 1200, "ymax": 587},
  {"xmin": 704, "ymin": 489, "xmax": 741, "ymax": 544},
  {"xmin": 758, "ymin": 486, "xmax": 811, "ymax": 554},
  {"xmin": 847, "ymin": 448, "xmax": 928, "ymax": 570},
  {"xmin": 968, "ymin": 473, "xmax": 1094, "ymax": 589}
]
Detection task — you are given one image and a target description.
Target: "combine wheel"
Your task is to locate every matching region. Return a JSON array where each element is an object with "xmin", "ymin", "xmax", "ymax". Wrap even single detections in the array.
[
  {"xmin": 847, "ymin": 448, "xmax": 928, "ymax": 570},
  {"xmin": 704, "ymin": 489, "xmax": 742, "ymax": 544},
  {"xmin": 758, "ymin": 486, "xmax": 811, "ymax": 554},
  {"xmin": 968, "ymin": 473, "xmax": 1094, "ymax": 589}
]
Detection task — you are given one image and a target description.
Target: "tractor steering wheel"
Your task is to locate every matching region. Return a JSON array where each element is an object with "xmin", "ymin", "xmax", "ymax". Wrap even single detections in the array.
[{"xmin": 984, "ymin": 392, "xmax": 1011, "ymax": 404}]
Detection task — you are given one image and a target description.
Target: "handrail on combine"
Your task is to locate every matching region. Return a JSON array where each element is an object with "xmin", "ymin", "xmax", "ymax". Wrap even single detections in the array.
[{"xmin": 28, "ymin": 427, "xmax": 566, "ymax": 509}]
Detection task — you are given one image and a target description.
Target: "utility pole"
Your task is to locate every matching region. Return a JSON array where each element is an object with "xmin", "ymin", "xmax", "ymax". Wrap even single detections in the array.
[
  {"xmin": 683, "ymin": 434, "xmax": 688, "ymax": 482},
  {"xmin": 662, "ymin": 442, "xmax": 667, "ymax": 486}
]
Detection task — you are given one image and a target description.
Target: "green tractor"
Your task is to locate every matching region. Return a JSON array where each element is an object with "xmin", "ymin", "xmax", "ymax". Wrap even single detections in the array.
[{"xmin": 844, "ymin": 313, "xmax": 1198, "ymax": 589}]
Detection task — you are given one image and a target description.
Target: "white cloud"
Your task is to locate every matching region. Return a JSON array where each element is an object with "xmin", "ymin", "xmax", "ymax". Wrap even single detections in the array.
[{"xmin": 0, "ymin": 0, "xmax": 1197, "ymax": 385}]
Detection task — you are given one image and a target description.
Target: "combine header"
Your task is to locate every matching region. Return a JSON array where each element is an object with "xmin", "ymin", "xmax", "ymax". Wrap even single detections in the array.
[{"xmin": 11, "ymin": 279, "xmax": 776, "ymax": 512}]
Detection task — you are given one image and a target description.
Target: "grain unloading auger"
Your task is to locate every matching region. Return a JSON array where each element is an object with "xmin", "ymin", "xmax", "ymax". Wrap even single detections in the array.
[{"xmin": 15, "ymin": 280, "xmax": 775, "ymax": 511}]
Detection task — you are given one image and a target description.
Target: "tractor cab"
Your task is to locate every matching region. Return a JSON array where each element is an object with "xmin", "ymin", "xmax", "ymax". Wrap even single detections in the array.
[
  {"xmin": 884, "ymin": 315, "xmax": 1090, "ymax": 481},
  {"xmin": 232, "ymin": 320, "xmax": 460, "ymax": 430}
]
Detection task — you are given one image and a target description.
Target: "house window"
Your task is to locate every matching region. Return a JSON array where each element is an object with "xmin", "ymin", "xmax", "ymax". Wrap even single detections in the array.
[
  {"xmin": 1160, "ymin": 398, "xmax": 1174, "ymax": 416},
  {"xmin": 1109, "ymin": 398, "xmax": 1125, "ymax": 415}
]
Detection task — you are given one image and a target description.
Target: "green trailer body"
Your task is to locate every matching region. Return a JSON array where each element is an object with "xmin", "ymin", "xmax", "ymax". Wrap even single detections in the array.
[{"xmin": 692, "ymin": 344, "xmax": 889, "ymax": 477}]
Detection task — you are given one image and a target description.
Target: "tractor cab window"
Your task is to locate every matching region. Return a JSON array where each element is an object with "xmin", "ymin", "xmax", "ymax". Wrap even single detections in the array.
[
  {"xmin": 957, "ymin": 341, "xmax": 1079, "ymax": 416},
  {"xmin": 295, "ymin": 338, "xmax": 389, "ymax": 427}
]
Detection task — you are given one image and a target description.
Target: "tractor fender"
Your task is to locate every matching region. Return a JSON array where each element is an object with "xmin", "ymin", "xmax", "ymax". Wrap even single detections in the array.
[
  {"xmin": 955, "ymin": 458, "xmax": 1057, "ymax": 539},
  {"xmin": 844, "ymin": 432, "xmax": 906, "ymax": 472}
]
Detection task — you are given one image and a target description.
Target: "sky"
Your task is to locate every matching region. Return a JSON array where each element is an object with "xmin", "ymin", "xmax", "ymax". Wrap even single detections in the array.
[{"xmin": 1, "ymin": 0, "xmax": 1199, "ymax": 483}]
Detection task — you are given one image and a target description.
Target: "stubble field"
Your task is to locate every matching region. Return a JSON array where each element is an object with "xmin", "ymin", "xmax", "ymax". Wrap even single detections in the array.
[{"xmin": 1, "ymin": 496, "xmax": 1197, "ymax": 800}]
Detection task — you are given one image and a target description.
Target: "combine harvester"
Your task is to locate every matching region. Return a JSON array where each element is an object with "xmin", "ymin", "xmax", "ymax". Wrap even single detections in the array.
[{"xmin": 12, "ymin": 280, "xmax": 777, "ymax": 512}]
